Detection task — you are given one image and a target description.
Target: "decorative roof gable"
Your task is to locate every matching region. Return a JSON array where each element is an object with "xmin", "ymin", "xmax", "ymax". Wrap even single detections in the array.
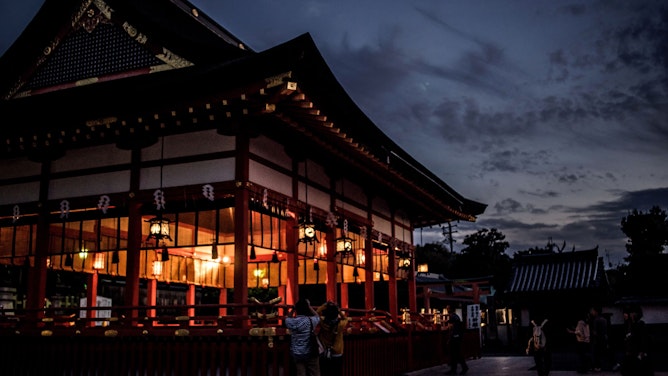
[{"xmin": 1, "ymin": 0, "xmax": 249, "ymax": 100}]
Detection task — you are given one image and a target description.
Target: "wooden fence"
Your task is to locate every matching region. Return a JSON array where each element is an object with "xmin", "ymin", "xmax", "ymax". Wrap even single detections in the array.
[{"xmin": 0, "ymin": 304, "xmax": 480, "ymax": 375}]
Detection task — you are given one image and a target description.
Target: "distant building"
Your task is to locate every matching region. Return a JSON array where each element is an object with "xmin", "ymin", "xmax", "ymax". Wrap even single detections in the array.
[{"xmin": 500, "ymin": 247, "xmax": 609, "ymax": 348}]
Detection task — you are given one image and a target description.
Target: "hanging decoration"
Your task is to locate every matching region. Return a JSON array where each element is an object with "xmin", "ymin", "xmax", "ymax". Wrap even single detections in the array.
[
  {"xmin": 202, "ymin": 184, "xmax": 215, "ymax": 201},
  {"xmin": 336, "ymin": 219, "xmax": 353, "ymax": 256},
  {"xmin": 325, "ymin": 211, "xmax": 338, "ymax": 228},
  {"xmin": 153, "ymin": 189, "xmax": 166, "ymax": 211},
  {"xmin": 262, "ymin": 188, "xmax": 269, "ymax": 209},
  {"xmin": 97, "ymin": 195, "xmax": 110, "ymax": 214},
  {"xmin": 59, "ymin": 200, "xmax": 70, "ymax": 219},
  {"xmin": 12, "ymin": 205, "xmax": 20, "ymax": 223},
  {"xmin": 360, "ymin": 225, "xmax": 367, "ymax": 241}
]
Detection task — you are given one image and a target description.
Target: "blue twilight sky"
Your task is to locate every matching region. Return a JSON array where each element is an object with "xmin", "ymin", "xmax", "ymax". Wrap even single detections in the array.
[{"xmin": 1, "ymin": 1, "xmax": 667, "ymax": 266}]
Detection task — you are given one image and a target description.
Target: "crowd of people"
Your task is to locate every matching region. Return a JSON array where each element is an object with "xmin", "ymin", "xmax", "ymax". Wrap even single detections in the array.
[
  {"xmin": 284, "ymin": 299, "xmax": 350, "ymax": 376},
  {"xmin": 560, "ymin": 304, "xmax": 653, "ymax": 375}
]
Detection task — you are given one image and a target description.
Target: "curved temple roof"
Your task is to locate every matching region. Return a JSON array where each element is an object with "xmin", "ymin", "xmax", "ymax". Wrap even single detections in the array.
[{"xmin": 0, "ymin": 0, "xmax": 486, "ymax": 227}]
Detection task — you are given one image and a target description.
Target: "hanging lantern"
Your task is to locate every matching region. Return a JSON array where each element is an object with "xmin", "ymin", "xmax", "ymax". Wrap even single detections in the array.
[
  {"xmin": 152, "ymin": 260, "xmax": 163, "ymax": 276},
  {"xmin": 271, "ymin": 250, "xmax": 279, "ymax": 263},
  {"xmin": 313, "ymin": 258, "xmax": 320, "ymax": 271},
  {"xmin": 397, "ymin": 250, "xmax": 412, "ymax": 271},
  {"xmin": 298, "ymin": 220, "xmax": 318, "ymax": 244},
  {"xmin": 146, "ymin": 216, "xmax": 172, "ymax": 242},
  {"xmin": 336, "ymin": 218, "xmax": 353, "ymax": 256},
  {"xmin": 92, "ymin": 252, "xmax": 105, "ymax": 270}
]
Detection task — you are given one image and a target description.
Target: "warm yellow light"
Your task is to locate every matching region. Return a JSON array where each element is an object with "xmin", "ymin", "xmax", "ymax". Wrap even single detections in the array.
[
  {"xmin": 418, "ymin": 264, "xmax": 429, "ymax": 273},
  {"xmin": 92, "ymin": 253, "xmax": 105, "ymax": 270},
  {"xmin": 356, "ymin": 249, "xmax": 365, "ymax": 266},
  {"xmin": 222, "ymin": 255, "xmax": 231, "ymax": 264},
  {"xmin": 152, "ymin": 260, "xmax": 163, "ymax": 276},
  {"xmin": 253, "ymin": 269, "xmax": 265, "ymax": 278},
  {"xmin": 319, "ymin": 245, "xmax": 327, "ymax": 257}
]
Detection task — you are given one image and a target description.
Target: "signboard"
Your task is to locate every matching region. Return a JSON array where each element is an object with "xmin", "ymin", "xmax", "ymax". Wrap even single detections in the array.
[
  {"xmin": 80, "ymin": 296, "xmax": 112, "ymax": 326},
  {"xmin": 467, "ymin": 304, "xmax": 481, "ymax": 329}
]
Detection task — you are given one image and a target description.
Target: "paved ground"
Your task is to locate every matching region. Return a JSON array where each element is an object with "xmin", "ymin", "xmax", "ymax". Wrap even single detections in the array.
[{"xmin": 404, "ymin": 356, "xmax": 667, "ymax": 376}]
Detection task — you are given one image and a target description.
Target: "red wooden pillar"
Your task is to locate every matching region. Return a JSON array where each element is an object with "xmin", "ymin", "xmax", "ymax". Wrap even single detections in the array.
[
  {"xmin": 233, "ymin": 132, "xmax": 250, "ymax": 323},
  {"xmin": 287, "ymin": 157, "xmax": 300, "ymax": 306},
  {"xmin": 388, "ymin": 210, "xmax": 398, "ymax": 319},
  {"xmin": 364, "ymin": 191, "xmax": 375, "ymax": 310},
  {"xmin": 26, "ymin": 160, "xmax": 51, "ymax": 315},
  {"xmin": 364, "ymin": 227, "xmax": 374, "ymax": 311},
  {"xmin": 124, "ymin": 148, "xmax": 143, "ymax": 319},
  {"xmin": 86, "ymin": 272, "xmax": 98, "ymax": 326},
  {"xmin": 186, "ymin": 284, "xmax": 195, "ymax": 324},
  {"xmin": 326, "ymin": 175, "xmax": 338, "ymax": 304},
  {"xmin": 218, "ymin": 288, "xmax": 228, "ymax": 316},
  {"xmin": 285, "ymin": 224, "xmax": 299, "ymax": 306},
  {"xmin": 147, "ymin": 278, "xmax": 157, "ymax": 322},
  {"xmin": 340, "ymin": 282, "xmax": 349, "ymax": 309},
  {"xmin": 326, "ymin": 229, "xmax": 337, "ymax": 304},
  {"xmin": 407, "ymin": 226, "xmax": 417, "ymax": 312}
]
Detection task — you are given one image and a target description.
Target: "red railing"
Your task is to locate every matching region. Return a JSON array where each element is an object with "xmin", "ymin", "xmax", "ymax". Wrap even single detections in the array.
[{"xmin": 0, "ymin": 304, "xmax": 480, "ymax": 375}]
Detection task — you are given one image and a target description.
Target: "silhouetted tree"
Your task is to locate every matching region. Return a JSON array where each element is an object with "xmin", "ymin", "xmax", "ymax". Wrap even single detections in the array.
[
  {"xmin": 618, "ymin": 206, "xmax": 668, "ymax": 296},
  {"xmin": 452, "ymin": 228, "xmax": 512, "ymax": 290},
  {"xmin": 620, "ymin": 206, "xmax": 668, "ymax": 261}
]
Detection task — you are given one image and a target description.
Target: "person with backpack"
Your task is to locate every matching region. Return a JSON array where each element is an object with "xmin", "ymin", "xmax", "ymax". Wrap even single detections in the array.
[
  {"xmin": 316, "ymin": 301, "xmax": 349, "ymax": 376},
  {"xmin": 285, "ymin": 298, "xmax": 321, "ymax": 376},
  {"xmin": 567, "ymin": 312, "xmax": 591, "ymax": 374}
]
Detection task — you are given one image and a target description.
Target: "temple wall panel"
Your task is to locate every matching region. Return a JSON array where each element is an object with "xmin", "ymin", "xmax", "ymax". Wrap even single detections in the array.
[
  {"xmin": 372, "ymin": 214, "xmax": 391, "ymax": 235},
  {"xmin": 371, "ymin": 196, "xmax": 391, "ymax": 220},
  {"xmin": 0, "ymin": 182, "xmax": 40, "ymax": 205},
  {"xmin": 140, "ymin": 159, "xmax": 234, "ymax": 190},
  {"xmin": 303, "ymin": 159, "xmax": 328, "ymax": 188},
  {"xmin": 52, "ymin": 145, "xmax": 131, "ymax": 173},
  {"xmin": 142, "ymin": 131, "xmax": 234, "ymax": 161},
  {"xmin": 0, "ymin": 157, "xmax": 40, "ymax": 179},
  {"xmin": 250, "ymin": 135, "xmax": 291, "ymax": 170},
  {"xmin": 249, "ymin": 160, "xmax": 291, "ymax": 197},
  {"xmin": 49, "ymin": 171, "xmax": 130, "ymax": 199},
  {"xmin": 298, "ymin": 182, "xmax": 330, "ymax": 213},
  {"xmin": 342, "ymin": 179, "xmax": 366, "ymax": 207}
]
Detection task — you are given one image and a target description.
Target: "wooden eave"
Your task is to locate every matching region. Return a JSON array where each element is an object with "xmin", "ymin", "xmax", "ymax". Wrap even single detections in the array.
[{"xmin": 0, "ymin": 30, "xmax": 484, "ymax": 225}]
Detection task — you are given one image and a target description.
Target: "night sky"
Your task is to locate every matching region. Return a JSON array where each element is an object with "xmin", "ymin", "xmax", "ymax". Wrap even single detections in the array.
[{"xmin": 1, "ymin": 1, "xmax": 667, "ymax": 266}]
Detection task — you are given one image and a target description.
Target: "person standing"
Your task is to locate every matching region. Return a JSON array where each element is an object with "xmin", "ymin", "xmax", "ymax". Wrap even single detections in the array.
[
  {"xmin": 285, "ymin": 298, "xmax": 321, "ymax": 376},
  {"xmin": 590, "ymin": 306, "xmax": 609, "ymax": 372},
  {"xmin": 445, "ymin": 309, "xmax": 469, "ymax": 375},
  {"xmin": 567, "ymin": 313, "xmax": 591, "ymax": 373},
  {"xmin": 621, "ymin": 305, "xmax": 653, "ymax": 376},
  {"xmin": 316, "ymin": 301, "xmax": 349, "ymax": 376}
]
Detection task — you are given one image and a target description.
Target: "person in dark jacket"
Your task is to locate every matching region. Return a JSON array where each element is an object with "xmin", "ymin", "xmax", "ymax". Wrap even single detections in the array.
[
  {"xmin": 445, "ymin": 308, "xmax": 468, "ymax": 375},
  {"xmin": 621, "ymin": 305, "xmax": 653, "ymax": 376}
]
